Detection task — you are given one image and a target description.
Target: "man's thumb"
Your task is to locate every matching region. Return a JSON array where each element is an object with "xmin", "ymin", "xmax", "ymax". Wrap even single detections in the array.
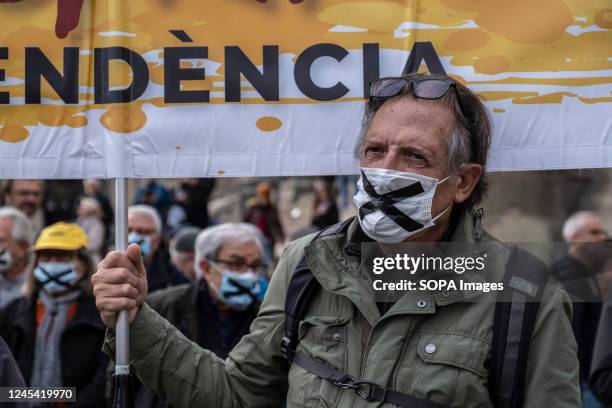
[{"xmin": 126, "ymin": 243, "xmax": 146, "ymax": 276}]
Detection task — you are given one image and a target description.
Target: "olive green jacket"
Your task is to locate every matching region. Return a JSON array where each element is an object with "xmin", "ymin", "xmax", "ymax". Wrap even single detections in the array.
[{"xmin": 103, "ymin": 209, "xmax": 580, "ymax": 407}]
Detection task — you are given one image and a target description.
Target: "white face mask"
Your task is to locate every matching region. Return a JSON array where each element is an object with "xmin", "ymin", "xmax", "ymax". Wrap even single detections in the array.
[{"xmin": 353, "ymin": 167, "xmax": 454, "ymax": 243}]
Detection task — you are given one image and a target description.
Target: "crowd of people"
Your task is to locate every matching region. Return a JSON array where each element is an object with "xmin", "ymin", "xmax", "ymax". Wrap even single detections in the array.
[
  {"xmin": 0, "ymin": 186, "xmax": 611, "ymax": 407},
  {"xmin": 0, "ymin": 175, "xmax": 351, "ymax": 407}
]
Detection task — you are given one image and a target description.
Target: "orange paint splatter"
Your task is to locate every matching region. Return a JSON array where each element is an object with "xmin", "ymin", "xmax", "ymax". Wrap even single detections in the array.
[
  {"xmin": 37, "ymin": 106, "xmax": 87, "ymax": 128},
  {"xmin": 513, "ymin": 92, "xmax": 577, "ymax": 104},
  {"xmin": 579, "ymin": 96, "xmax": 612, "ymax": 104},
  {"xmin": 474, "ymin": 56, "xmax": 510, "ymax": 74},
  {"xmin": 444, "ymin": 30, "xmax": 490, "ymax": 51},
  {"xmin": 476, "ymin": 91, "xmax": 538, "ymax": 101},
  {"xmin": 443, "ymin": 0, "xmax": 573, "ymax": 44},
  {"xmin": 492, "ymin": 108, "xmax": 506, "ymax": 113},
  {"xmin": 99, "ymin": 106, "xmax": 147, "ymax": 133},
  {"xmin": 594, "ymin": 9, "xmax": 612, "ymax": 29},
  {"xmin": 256, "ymin": 116, "xmax": 282, "ymax": 131},
  {"xmin": 0, "ymin": 125, "xmax": 29, "ymax": 143}
]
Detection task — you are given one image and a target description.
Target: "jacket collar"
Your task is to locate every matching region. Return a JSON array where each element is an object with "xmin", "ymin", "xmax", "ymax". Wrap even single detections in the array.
[
  {"xmin": 15, "ymin": 292, "xmax": 105, "ymax": 331},
  {"xmin": 304, "ymin": 206, "xmax": 490, "ymax": 327}
]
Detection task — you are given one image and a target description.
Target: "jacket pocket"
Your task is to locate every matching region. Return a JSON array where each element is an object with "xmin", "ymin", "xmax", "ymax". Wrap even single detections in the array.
[
  {"xmin": 409, "ymin": 332, "xmax": 492, "ymax": 407},
  {"xmin": 286, "ymin": 313, "xmax": 351, "ymax": 408}
]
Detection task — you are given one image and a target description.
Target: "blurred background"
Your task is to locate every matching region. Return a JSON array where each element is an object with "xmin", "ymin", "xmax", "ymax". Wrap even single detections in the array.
[{"xmin": 3, "ymin": 168, "xmax": 611, "ymax": 254}]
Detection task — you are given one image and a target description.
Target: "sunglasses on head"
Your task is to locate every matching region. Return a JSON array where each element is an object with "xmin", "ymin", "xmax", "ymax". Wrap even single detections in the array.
[
  {"xmin": 368, "ymin": 77, "xmax": 458, "ymax": 100},
  {"xmin": 369, "ymin": 76, "xmax": 468, "ymax": 126}
]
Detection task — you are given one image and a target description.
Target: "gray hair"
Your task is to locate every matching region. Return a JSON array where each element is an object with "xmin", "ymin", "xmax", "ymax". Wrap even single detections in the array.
[
  {"xmin": 0, "ymin": 206, "xmax": 35, "ymax": 245},
  {"xmin": 562, "ymin": 211, "xmax": 601, "ymax": 242},
  {"xmin": 128, "ymin": 204, "xmax": 162, "ymax": 235},
  {"xmin": 354, "ymin": 73, "xmax": 491, "ymax": 206},
  {"xmin": 194, "ymin": 223, "xmax": 264, "ymax": 277}
]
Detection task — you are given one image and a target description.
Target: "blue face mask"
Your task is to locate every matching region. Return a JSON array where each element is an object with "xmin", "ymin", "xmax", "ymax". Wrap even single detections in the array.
[
  {"xmin": 34, "ymin": 262, "xmax": 79, "ymax": 294},
  {"xmin": 128, "ymin": 232, "xmax": 152, "ymax": 259},
  {"xmin": 210, "ymin": 262, "xmax": 259, "ymax": 311},
  {"xmin": 254, "ymin": 275, "xmax": 269, "ymax": 302}
]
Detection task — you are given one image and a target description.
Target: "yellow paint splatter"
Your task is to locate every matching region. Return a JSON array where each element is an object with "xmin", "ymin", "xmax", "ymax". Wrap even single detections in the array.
[
  {"xmin": 0, "ymin": 125, "xmax": 29, "ymax": 143},
  {"xmin": 256, "ymin": 116, "xmax": 282, "ymax": 132},
  {"xmin": 492, "ymin": 108, "xmax": 506, "ymax": 113}
]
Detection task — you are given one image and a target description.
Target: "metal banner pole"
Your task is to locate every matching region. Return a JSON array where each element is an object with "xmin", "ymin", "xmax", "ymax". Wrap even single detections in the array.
[{"xmin": 112, "ymin": 178, "xmax": 133, "ymax": 408}]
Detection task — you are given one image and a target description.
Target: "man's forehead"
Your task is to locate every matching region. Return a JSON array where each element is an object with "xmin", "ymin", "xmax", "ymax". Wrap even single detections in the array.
[
  {"xmin": 13, "ymin": 180, "xmax": 42, "ymax": 191},
  {"xmin": 372, "ymin": 97, "xmax": 454, "ymax": 128},
  {"xmin": 218, "ymin": 240, "xmax": 261, "ymax": 259},
  {"xmin": 128, "ymin": 213, "xmax": 156, "ymax": 228},
  {"xmin": 366, "ymin": 98, "xmax": 454, "ymax": 147}
]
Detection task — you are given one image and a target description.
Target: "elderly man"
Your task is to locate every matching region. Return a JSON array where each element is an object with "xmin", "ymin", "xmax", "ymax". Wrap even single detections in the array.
[
  {"xmin": 1, "ymin": 180, "xmax": 45, "ymax": 235},
  {"xmin": 128, "ymin": 205, "xmax": 184, "ymax": 292},
  {"xmin": 93, "ymin": 73, "xmax": 580, "ymax": 407},
  {"xmin": 0, "ymin": 208, "xmax": 34, "ymax": 308},
  {"xmin": 134, "ymin": 223, "xmax": 264, "ymax": 408},
  {"xmin": 551, "ymin": 211, "xmax": 609, "ymax": 407}
]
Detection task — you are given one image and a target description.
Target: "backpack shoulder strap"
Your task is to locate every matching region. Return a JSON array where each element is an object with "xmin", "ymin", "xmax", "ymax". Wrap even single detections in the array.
[
  {"xmin": 489, "ymin": 246, "xmax": 550, "ymax": 408},
  {"xmin": 281, "ymin": 219, "xmax": 353, "ymax": 362},
  {"xmin": 281, "ymin": 256, "xmax": 319, "ymax": 362}
]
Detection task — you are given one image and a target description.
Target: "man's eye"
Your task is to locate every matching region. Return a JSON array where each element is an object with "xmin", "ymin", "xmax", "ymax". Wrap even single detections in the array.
[
  {"xmin": 405, "ymin": 152, "xmax": 427, "ymax": 166},
  {"xmin": 365, "ymin": 147, "xmax": 383, "ymax": 156}
]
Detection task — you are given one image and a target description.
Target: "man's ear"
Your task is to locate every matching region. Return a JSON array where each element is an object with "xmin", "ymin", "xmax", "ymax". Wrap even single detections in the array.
[
  {"xmin": 453, "ymin": 164, "xmax": 483, "ymax": 204},
  {"xmin": 200, "ymin": 259, "xmax": 212, "ymax": 276}
]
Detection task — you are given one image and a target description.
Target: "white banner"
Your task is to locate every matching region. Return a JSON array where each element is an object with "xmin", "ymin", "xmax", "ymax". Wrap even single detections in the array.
[{"xmin": 1, "ymin": 1, "xmax": 611, "ymax": 178}]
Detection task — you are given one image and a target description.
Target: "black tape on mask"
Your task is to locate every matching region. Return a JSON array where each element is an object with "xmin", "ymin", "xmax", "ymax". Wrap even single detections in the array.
[
  {"xmin": 36, "ymin": 265, "xmax": 76, "ymax": 289},
  {"xmin": 225, "ymin": 277, "xmax": 257, "ymax": 301},
  {"xmin": 0, "ymin": 248, "xmax": 9, "ymax": 268},
  {"xmin": 359, "ymin": 170, "xmax": 425, "ymax": 232}
]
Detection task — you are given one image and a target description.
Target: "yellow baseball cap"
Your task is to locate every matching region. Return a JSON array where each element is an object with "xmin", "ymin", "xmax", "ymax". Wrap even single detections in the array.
[{"xmin": 32, "ymin": 222, "xmax": 89, "ymax": 252}]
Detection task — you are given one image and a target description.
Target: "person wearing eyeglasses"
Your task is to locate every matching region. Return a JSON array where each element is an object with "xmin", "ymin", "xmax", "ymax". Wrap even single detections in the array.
[
  {"xmin": 92, "ymin": 73, "xmax": 580, "ymax": 407},
  {"xmin": 132, "ymin": 223, "xmax": 266, "ymax": 408}
]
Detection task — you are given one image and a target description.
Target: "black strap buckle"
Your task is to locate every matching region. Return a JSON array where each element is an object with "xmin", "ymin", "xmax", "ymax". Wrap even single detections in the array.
[
  {"xmin": 332, "ymin": 374, "xmax": 359, "ymax": 390},
  {"xmin": 354, "ymin": 380, "xmax": 384, "ymax": 402}
]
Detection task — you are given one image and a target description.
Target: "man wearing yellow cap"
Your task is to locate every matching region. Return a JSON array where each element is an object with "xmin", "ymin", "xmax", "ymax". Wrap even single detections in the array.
[{"xmin": 0, "ymin": 222, "xmax": 108, "ymax": 407}]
